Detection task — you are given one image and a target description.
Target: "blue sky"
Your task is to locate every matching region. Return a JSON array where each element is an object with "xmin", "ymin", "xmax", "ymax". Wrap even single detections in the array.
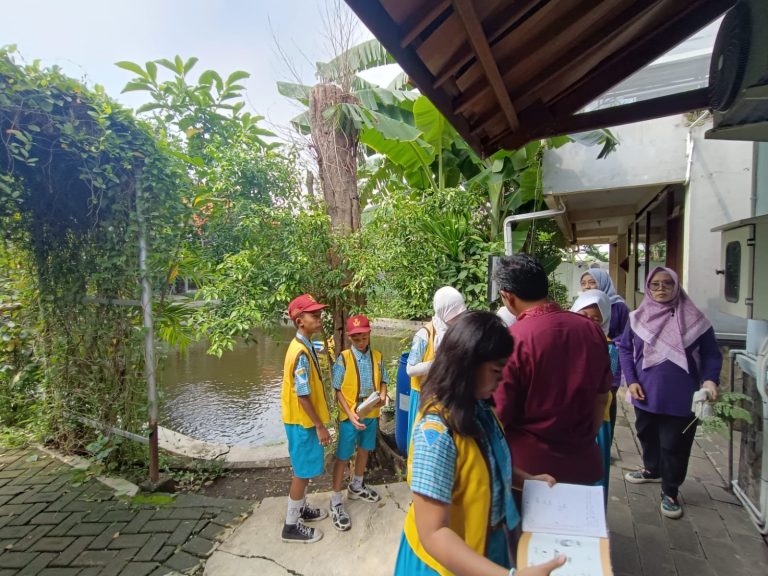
[{"xmin": 1, "ymin": 0, "xmax": 375, "ymax": 137}]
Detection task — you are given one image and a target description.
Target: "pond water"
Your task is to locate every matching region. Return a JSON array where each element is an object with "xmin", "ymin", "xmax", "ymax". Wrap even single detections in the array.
[{"xmin": 159, "ymin": 327, "xmax": 408, "ymax": 447}]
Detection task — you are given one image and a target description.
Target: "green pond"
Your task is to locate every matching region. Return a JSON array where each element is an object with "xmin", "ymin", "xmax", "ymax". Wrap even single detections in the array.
[{"xmin": 159, "ymin": 327, "xmax": 407, "ymax": 447}]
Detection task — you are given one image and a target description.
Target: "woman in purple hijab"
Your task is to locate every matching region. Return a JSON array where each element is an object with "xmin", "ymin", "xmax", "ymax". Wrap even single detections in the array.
[{"xmin": 618, "ymin": 267, "xmax": 722, "ymax": 520}]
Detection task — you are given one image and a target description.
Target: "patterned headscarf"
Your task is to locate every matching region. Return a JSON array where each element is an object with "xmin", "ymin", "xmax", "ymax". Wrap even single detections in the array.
[{"xmin": 629, "ymin": 267, "xmax": 711, "ymax": 372}]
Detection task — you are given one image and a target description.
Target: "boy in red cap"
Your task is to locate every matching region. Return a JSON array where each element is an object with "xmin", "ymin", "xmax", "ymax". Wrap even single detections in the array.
[
  {"xmin": 280, "ymin": 294, "xmax": 332, "ymax": 544},
  {"xmin": 327, "ymin": 314, "xmax": 389, "ymax": 531}
]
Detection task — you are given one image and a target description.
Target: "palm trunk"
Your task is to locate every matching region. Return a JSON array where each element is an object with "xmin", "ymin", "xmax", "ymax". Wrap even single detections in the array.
[{"xmin": 309, "ymin": 83, "xmax": 361, "ymax": 351}]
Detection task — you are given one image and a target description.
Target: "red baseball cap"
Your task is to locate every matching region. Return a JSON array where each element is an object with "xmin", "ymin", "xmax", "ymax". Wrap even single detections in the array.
[
  {"xmin": 288, "ymin": 294, "xmax": 327, "ymax": 320},
  {"xmin": 346, "ymin": 314, "xmax": 371, "ymax": 335}
]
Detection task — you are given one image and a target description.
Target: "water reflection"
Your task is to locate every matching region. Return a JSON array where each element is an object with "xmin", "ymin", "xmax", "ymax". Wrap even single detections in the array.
[{"xmin": 160, "ymin": 327, "xmax": 407, "ymax": 447}]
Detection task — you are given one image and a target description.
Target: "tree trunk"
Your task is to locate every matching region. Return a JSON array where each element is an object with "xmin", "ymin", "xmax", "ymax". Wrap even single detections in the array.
[
  {"xmin": 310, "ymin": 84, "xmax": 360, "ymax": 233},
  {"xmin": 309, "ymin": 83, "xmax": 361, "ymax": 351}
]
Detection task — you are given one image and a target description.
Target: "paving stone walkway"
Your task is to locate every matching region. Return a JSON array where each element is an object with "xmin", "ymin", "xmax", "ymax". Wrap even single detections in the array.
[
  {"xmin": 0, "ymin": 448, "xmax": 252, "ymax": 576},
  {"xmin": 3, "ymin": 396, "xmax": 767, "ymax": 576},
  {"xmin": 609, "ymin": 395, "xmax": 768, "ymax": 576}
]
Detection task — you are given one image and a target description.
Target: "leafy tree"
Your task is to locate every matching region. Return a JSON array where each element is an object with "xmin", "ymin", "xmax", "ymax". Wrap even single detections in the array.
[{"xmin": 0, "ymin": 47, "xmax": 189, "ymax": 461}]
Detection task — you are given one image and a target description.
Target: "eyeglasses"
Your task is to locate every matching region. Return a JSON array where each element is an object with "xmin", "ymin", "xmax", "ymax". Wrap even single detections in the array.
[{"xmin": 649, "ymin": 280, "xmax": 674, "ymax": 290}]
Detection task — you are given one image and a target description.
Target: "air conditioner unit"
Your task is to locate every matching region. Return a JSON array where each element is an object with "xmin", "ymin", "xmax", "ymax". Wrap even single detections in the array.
[{"xmin": 706, "ymin": 0, "xmax": 768, "ymax": 142}]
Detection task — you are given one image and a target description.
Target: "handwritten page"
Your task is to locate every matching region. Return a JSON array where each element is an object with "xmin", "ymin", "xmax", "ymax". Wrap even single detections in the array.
[
  {"xmin": 522, "ymin": 480, "xmax": 607, "ymax": 538},
  {"xmin": 521, "ymin": 532, "xmax": 607, "ymax": 576}
]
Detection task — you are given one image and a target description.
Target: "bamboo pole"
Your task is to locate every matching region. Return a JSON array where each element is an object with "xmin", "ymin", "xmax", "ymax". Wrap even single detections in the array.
[{"xmin": 136, "ymin": 175, "xmax": 159, "ymax": 483}]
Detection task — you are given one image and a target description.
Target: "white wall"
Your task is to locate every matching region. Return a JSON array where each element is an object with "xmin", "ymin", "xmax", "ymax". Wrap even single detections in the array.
[
  {"xmin": 543, "ymin": 116, "xmax": 688, "ymax": 193},
  {"xmin": 553, "ymin": 261, "xmax": 609, "ymax": 305},
  {"xmin": 684, "ymin": 120, "xmax": 753, "ymax": 334}
]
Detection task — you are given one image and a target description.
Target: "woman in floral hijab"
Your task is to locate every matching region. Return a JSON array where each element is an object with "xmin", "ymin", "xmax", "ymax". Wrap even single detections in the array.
[{"xmin": 618, "ymin": 267, "xmax": 722, "ymax": 519}]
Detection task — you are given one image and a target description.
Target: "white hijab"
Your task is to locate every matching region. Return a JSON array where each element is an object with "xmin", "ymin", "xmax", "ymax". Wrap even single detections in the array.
[
  {"xmin": 571, "ymin": 289, "xmax": 612, "ymax": 336},
  {"xmin": 497, "ymin": 307, "xmax": 516, "ymax": 327},
  {"xmin": 432, "ymin": 286, "xmax": 467, "ymax": 348}
]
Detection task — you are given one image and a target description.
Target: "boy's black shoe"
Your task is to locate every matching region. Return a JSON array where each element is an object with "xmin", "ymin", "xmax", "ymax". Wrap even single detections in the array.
[
  {"xmin": 281, "ymin": 521, "xmax": 323, "ymax": 544},
  {"xmin": 300, "ymin": 503, "xmax": 328, "ymax": 522}
]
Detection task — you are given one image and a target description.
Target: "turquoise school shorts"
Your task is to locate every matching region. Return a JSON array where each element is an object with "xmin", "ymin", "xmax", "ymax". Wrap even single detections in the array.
[
  {"xmin": 335, "ymin": 417, "xmax": 378, "ymax": 461},
  {"xmin": 284, "ymin": 424, "xmax": 325, "ymax": 479}
]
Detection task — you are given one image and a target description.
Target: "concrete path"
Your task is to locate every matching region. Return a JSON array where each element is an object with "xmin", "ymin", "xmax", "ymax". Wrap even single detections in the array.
[
  {"xmin": 204, "ymin": 483, "xmax": 409, "ymax": 576},
  {"xmin": 0, "ymin": 448, "xmax": 252, "ymax": 575},
  {"xmin": 2, "ymin": 392, "xmax": 766, "ymax": 575}
]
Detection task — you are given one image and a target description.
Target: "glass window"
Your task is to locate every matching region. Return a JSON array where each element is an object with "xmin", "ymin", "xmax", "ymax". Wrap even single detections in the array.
[
  {"xmin": 635, "ymin": 216, "xmax": 647, "ymax": 292},
  {"xmin": 648, "ymin": 200, "xmax": 668, "ymax": 271}
]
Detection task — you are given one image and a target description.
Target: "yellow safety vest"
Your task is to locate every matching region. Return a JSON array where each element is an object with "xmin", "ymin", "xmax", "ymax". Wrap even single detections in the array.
[
  {"xmin": 403, "ymin": 411, "xmax": 493, "ymax": 575},
  {"xmin": 337, "ymin": 348, "xmax": 383, "ymax": 420},
  {"xmin": 281, "ymin": 337, "xmax": 330, "ymax": 428},
  {"xmin": 410, "ymin": 322, "xmax": 435, "ymax": 393}
]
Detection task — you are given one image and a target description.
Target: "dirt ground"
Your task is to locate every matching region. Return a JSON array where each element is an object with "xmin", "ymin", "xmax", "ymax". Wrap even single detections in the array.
[
  {"xmin": 198, "ymin": 461, "xmax": 404, "ymax": 502},
  {"xmin": 197, "ymin": 427, "xmax": 405, "ymax": 502}
]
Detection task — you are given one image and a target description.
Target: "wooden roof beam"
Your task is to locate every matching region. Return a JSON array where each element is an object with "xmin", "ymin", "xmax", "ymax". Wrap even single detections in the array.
[
  {"xmin": 432, "ymin": 0, "xmax": 542, "ymax": 88},
  {"xmin": 399, "ymin": 0, "xmax": 452, "ymax": 48},
  {"xmin": 490, "ymin": 78, "xmax": 711, "ymax": 152},
  {"xmin": 550, "ymin": 0, "xmax": 735, "ymax": 118},
  {"xmin": 344, "ymin": 0, "xmax": 483, "ymax": 152},
  {"xmin": 452, "ymin": 0, "xmax": 520, "ymax": 132}
]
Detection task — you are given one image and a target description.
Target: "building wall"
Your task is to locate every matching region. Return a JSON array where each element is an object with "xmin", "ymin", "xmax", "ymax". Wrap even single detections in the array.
[
  {"xmin": 543, "ymin": 116, "xmax": 688, "ymax": 193},
  {"xmin": 542, "ymin": 114, "xmax": 755, "ymax": 334},
  {"xmin": 757, "ymin": 143, "xmax": 768, "ymax": 218},
  {"xmin": 684, "ymin": 120, "xmax": 753, "ymax": 334}
]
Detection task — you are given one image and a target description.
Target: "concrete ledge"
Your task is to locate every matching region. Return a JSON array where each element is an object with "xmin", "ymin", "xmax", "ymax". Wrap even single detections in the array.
[{"xmin": 158, "ymin": 427, "xmax": 290, "ymax": 469}]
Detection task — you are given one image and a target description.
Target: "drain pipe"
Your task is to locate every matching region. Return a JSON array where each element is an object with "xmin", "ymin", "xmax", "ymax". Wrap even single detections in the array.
[
  {"xmin": 503, "ymin": 204, "xmax": 567, "ymax": 256},
  {"xmin": 684, "ymin": 111, "xmax": 710, "ymax": 186}
]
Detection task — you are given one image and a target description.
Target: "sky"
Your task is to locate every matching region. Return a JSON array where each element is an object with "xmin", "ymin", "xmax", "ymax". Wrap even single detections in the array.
[{"xmin": 1, "ymin": 0, "xmax": 378, "ymax": 139}]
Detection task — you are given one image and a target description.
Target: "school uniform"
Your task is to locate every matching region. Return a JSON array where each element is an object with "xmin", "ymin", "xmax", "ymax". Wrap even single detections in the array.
[
  {"xmin": 406, "ymin": 323, "xmax": 435, "ymax": 447},
  {"xmin": 394, "ymin": 402, "xmax": 519, "ymax": 575},
  {"xmin": 332, "ymin": 346, "xmax": 390, "ymax": 460},
  {"xmin": 281, "ymin": 333, "xmax": 330, "ymax": 479}
]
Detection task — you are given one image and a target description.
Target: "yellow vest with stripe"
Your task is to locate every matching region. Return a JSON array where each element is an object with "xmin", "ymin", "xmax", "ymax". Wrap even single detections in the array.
[
  {"xmin": 337, "ymin": 348, "xmax": 383, "ymax": 420},
  {"xmin": 403, "ymin": 411, "xmax": 492, "ymax": 575},
  {"xmin": 281, "ymin": 338, "xmax": 330, "ymax": 428},
  {"xmin": 410, "ymin": 323, "xmax": 435, "ymax": 393}
]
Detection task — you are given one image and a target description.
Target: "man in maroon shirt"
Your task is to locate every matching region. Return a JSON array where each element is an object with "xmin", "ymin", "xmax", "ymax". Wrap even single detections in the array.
[{"xmin": 493, "ymin": 254, "xmax": 611, "ymax": 485}]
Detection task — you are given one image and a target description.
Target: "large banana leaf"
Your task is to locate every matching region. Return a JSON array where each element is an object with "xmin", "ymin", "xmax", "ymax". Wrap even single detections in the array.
[
  {"xmin": 413, "ymin": 96, "xmax": 455, "ymax": 151},
  {"xmin": 316, "ymin": 39, "xmax": 395, "ymax": 83},
  {"xmin": 276, "ymin": 81, "xmax": 312, "ymax": 106},
  {"xmin": 359, "ymin": 123, "xmax": 435, "ymax": 190}
]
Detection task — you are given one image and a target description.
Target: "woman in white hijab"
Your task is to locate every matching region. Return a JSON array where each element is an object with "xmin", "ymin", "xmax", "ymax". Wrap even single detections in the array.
[
  {"xmin": 571, "ymin": 289, "xmax": 615, "ymax": 500},
  {"xmin": 405, "ymin": 287, "xmax": 467, "ymax": 448},
  {"xmin": 571, "ymin": 289, "xmax": 611, "ymax": 336}
]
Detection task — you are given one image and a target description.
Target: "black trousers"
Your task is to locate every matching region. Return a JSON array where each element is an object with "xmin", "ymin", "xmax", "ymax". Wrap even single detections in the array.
[{"xmin": 634, "ymin": 406, "xmax": 697, "ymax": 499}]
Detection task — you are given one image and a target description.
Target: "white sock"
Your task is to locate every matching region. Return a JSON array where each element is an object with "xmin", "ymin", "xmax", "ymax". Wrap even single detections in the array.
[
  {"xmin": 331, "ymin": 491, "xmax": 343, "ymax": 508},
  {"xmin": 351, "ymin": 475, "xmax": 364, "ymax": 490},
  {"xmin": 286, "ymin": 496, "xmax": 304, "ymax": 525}
]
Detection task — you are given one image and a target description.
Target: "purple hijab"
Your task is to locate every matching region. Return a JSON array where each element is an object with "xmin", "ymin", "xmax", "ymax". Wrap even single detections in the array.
[{"xmin": 629, "ymin": 267, "xmax": 711, "ymax": 373}]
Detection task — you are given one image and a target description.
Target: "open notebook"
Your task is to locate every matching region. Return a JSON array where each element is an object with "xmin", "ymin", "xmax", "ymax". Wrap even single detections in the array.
[{"xmin": 517, "ymin": 480, "xmax": 613, "ymax": 576}]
